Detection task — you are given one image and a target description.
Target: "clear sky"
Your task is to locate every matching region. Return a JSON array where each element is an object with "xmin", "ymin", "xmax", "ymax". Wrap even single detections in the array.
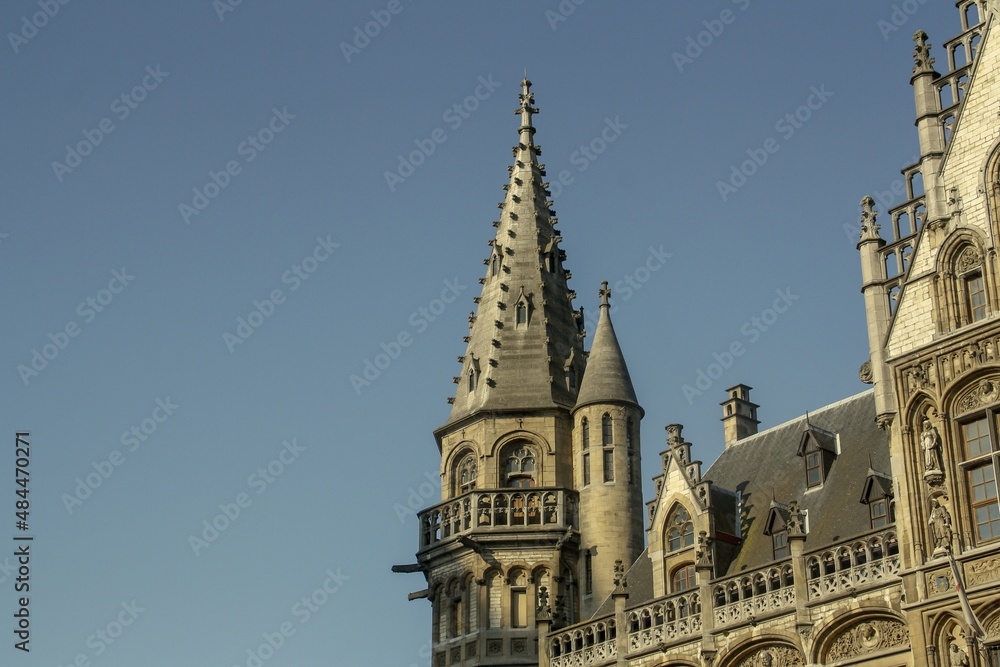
[{"xmin": 1, "ymin": 1, "xmax": 968, "ymax": 665}]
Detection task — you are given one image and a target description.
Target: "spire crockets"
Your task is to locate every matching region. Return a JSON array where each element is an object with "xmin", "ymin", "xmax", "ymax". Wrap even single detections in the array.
[
  {"xmin": 575, "ymin": 281, "xmax": 642, "ymax": 414},
  {"xmin": 444, "ymin": 79, "xmax": 585, "ymax": 427}
]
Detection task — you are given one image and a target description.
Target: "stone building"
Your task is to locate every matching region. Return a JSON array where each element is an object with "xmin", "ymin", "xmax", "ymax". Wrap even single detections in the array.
[{"xmin": 395, "ymin": 2, "xmax": 1000, "ymax": 666}]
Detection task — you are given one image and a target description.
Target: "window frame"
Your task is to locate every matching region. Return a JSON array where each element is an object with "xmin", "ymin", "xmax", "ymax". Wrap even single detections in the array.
[
  {"xmin": 501, "ymin": 444, "xmax": 537, "ymax": 488},
  {"xmin": 666, "ymin": 505, "xmax": 694, "ymax": 553},
  {"xmin": 772, "ymin": 530, "xmax": 790, "ymax": 559},
  {"xmin": 805, "ymin": 449, "xmax": 824, "ymax": 488},
  {"xmin": 671, "ymin": 564, "xmax": 696, "ymax": 593},
  {"xmin": 957, "ymin": 408, "xmax": 1000, "ymax": 545}
]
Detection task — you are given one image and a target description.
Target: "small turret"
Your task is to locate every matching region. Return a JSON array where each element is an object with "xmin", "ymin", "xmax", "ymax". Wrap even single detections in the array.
[{"xmin": 573, "ymin": 282, "xmax": 644, "ymax": 617}]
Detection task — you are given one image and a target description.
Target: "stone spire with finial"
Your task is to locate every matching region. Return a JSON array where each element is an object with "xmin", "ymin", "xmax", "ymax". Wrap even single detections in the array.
[{"xmin": 441, "ymin": 78, "xmax": 585, "ymax": 428}]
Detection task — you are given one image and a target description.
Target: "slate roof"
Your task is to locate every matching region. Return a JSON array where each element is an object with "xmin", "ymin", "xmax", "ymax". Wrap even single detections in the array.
[
  {"xmin": 703, "ymin": 389, "xmax": 887, "ymax": 577},
  {"xmin": 596, "ymin": 389, "xmax": 888, "ymax": 617}
]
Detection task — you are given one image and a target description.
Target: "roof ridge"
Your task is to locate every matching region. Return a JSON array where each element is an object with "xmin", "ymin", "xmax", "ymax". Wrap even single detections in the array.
[{"xmin": 726, "ymin": 388, "xmax": 874, "ymax": 447}]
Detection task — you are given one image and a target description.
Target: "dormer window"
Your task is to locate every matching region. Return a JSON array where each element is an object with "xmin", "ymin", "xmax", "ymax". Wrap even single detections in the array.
[
  {"xmin": 861, "ymin": 465, "xmax": 894, "ymax": 529},
  {"xmin": 797, "ymin": 426, "xmax": 838, "ymax": 489},
  {"xmin": 764, "ymin": 501, "xmax": 805, "ymax": 561}
]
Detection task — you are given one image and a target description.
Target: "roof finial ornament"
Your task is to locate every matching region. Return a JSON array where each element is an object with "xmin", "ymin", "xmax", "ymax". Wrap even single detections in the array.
[
  {"xmin": 858, "ymin": 195, "xmax": 882, "ymax": 242},
  {"xmin": 517, "ymin": 76, "xmax": 538, "ymax": 132},
  {"xmin": 913, "ymin": 30, "xmax": 936, "ymax": 75},
  {"xmin": 599, "ymin": 280, "xmax": 611, "ymax": 308}
]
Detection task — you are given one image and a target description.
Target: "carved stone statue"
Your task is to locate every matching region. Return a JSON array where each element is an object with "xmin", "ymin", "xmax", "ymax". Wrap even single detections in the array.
[
  {"xmin": 949, "ymin": 643, "xmax": 969, "ymax": 667},
  {"xmin": 929, "ymin": 499, "xmax": 953, "ymax": 556},
  {"xmin": 922, "ymin": 419, "xmax": 944, "ymax": 472}
]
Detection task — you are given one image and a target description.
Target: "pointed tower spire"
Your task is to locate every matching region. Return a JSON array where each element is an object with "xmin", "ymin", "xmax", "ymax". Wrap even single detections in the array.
[
  {"xmin": 575, "ymin": 282, "xmax": 642, "ymax": 413},
  {"xmin": 442, "ymin": 80, "xmax": 584, "ymax": 429}
]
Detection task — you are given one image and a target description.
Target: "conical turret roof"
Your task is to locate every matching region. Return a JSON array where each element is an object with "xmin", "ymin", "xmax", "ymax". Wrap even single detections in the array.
[
  {"xmin": 443, "ymin": 79, "xmax": 585, "ymax": 428},
  {"xmin": 575, "ymin": 282, "xmax": 642, "ymax": 415}
]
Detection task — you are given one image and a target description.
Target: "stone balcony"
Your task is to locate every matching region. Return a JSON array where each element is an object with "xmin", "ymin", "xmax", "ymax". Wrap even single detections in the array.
[
  {"xmin": 418, "ymin": 487, "xmax": 579, "ymax": 551},
  {"xmin": 546, "ymin": 527, "xmax": 900, "ymax": 667}
]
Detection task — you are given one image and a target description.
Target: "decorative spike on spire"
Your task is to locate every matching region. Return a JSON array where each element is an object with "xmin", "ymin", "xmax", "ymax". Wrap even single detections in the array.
[
  {"xmin": 912, "ymin": 30, "xmax": 936, "ymax": 75},
  {"xmin": 599, "ymin": 280, "xmax": 611, "ymax": 308},
  {"xmin": 517, "ymin": 78, "xmax": 538, "ymax": 136},
  {"xmin": 858, "ymin": 195, "xmax": 882, "ymax": 242}
]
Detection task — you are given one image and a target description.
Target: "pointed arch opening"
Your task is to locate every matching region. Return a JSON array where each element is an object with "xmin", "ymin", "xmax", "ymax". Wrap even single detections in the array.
[{"xmin": 665, "ymin": 504, "xmax": 695, "ymax": 553}]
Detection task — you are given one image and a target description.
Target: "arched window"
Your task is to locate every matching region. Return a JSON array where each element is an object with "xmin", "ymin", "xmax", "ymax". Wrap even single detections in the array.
[
  {"xmin": 602, "ymin": 413, "xmax": 612, "ymax": 444},
  {"xmin": 666, "ymin": 505, "xmax": 694, "ymax": 552},
  {"xmin": 455, "ymin": 452, "xmax": 477, "ymax": 495},
  {"xmin": 937, "ymin": 241, "xmax": 989, "ymax": 331},
  {"xmin": 582, "ymin": 418, "xmax": 590, "ymax": 449},
  {"xmin": 491, "ymin": 253, "xmax": 499, "ymax": 277},
  {"xmin": 502, "ymin": 444, "xmax": 537, "ymax": 488},
  {"xmin": 671, "ymin": 564, "xmax": 696, "ymax": 592},
  {"xmin": 516, "ymin": 301, "xmax": 527, "ymax": 325}
]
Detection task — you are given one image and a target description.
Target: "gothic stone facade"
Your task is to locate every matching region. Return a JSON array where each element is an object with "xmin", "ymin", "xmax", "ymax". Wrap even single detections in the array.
[{"xmin": 399, "ymin": 3, "xmax": 1000, "ymax": 666}]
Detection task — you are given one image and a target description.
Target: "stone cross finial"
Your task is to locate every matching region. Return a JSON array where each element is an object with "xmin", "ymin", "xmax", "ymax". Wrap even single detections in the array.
[
  {"xmin": 599, "ymin": 281, "xmax": 611, "ymax": 308},
  {"xmin": 696, "ymin": 531, "xmax": 714, "ymax": 567},
  {"xmin": 613, "ymin": 559, "xmax": 627, "ymax": 593},
  {"xmin": 859, "ymin": 196, "xmax": 882, "ymax": 242},
  {"xmin": 536, "ymin": 585, "xmax": 552, "ymax": 619},
  {"xmin": 787, "ymin": 500, "xmax": 806, "ymax": 536},
  {"xmin": 913, "ymin": 30, "xmax": 936, "ymax": 74}
]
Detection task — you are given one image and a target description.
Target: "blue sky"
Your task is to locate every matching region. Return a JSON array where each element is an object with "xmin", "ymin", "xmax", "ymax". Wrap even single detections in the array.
[{"xmin": 0, "ymin": 1, "xmax": 967, "ymax": 665}]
